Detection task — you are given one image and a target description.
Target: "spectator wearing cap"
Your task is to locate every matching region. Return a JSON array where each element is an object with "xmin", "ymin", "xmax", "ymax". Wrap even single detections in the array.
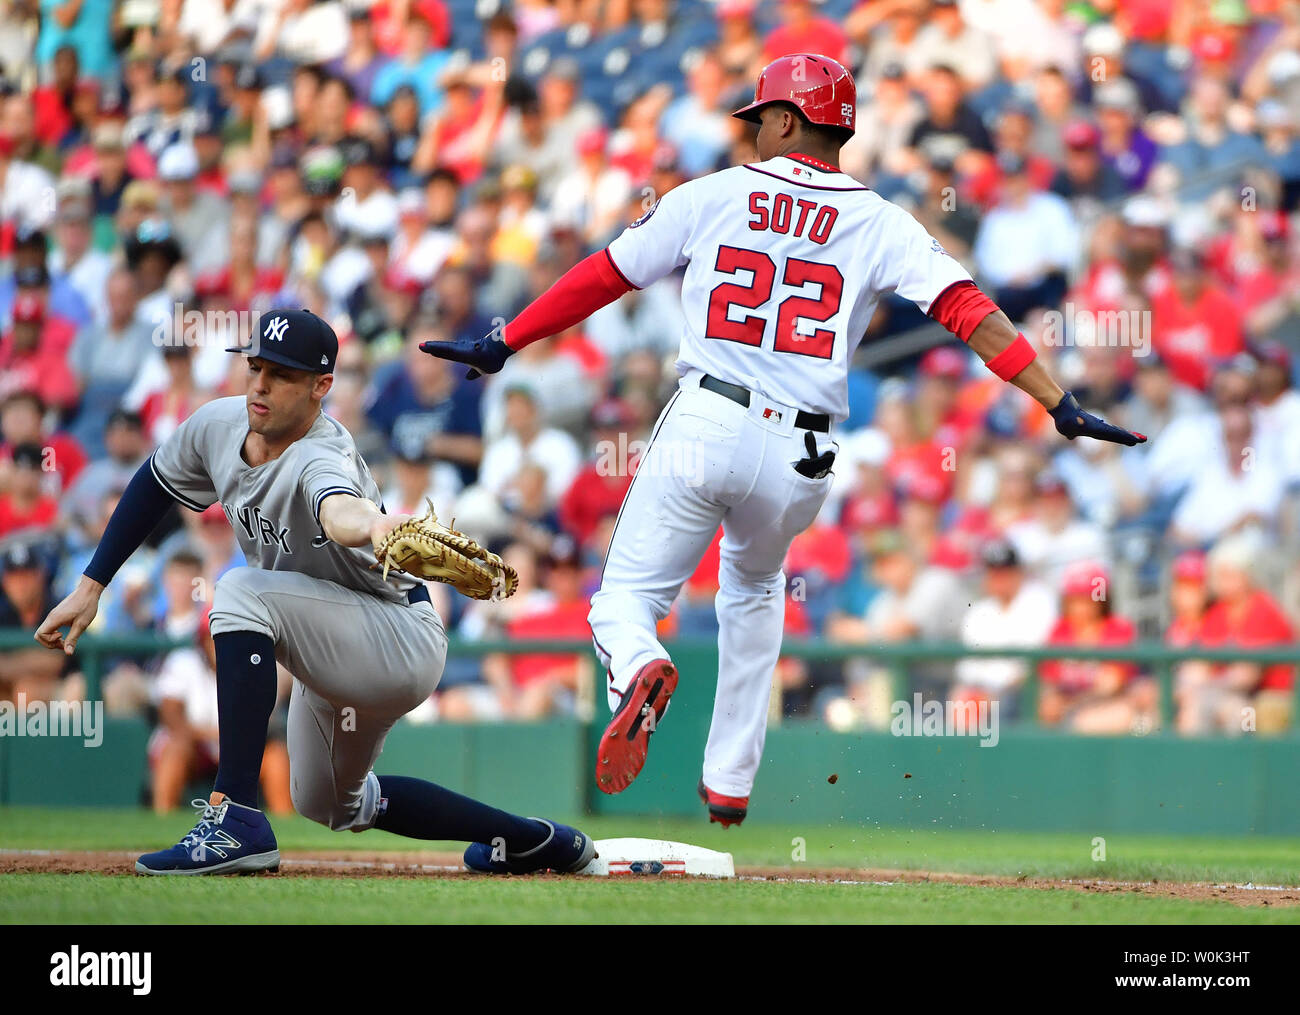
[
  {"xmin": 158, "ymin": 142, "xmax": 230, "ymax": 275},
  {"xmin": 763, "ymin": 0, "xmax": 848, "ymax": 65},
  {"xmin": 388, "ymin": 187, "xmax": 454, "ymax": 284},
  {"xmin": 1077, "ymin": 21, "xmax": 1170, "ymax": 116},
  {"xmin": 899, "ymin": 141, "xmax": 977, "ymax": 259},
  {"xmin": 915, "ymin": 345, "xmax": 980, "ymax": 451},
  {"xmin": 0, "ymin": 293, "xmax": 79, "ymax": 410},
  {"xmin": 1005, "ymin": 472, "xmax": 1108, "ymax": 590},
  {"xmin": 1123, "ymin": 351, "xmax": 1206, "ymax": 448},
  {"xmin": 1, "ymin": 246, "xmax": 90, "ymax": 337},
  {"xmin": 49, "ymin": 183, "xmax": 112, "ymax": 325},
  {"xmin": 365, "ymin": 321, "xmax": 484, "ymax": 487},
  {"xmin": 380, "ymin": 85, "xmax": 424, "ymax": 189},
  {"xmin": 61, "ymin": 408, "xmax": 149, "ymax": 532},
  {"xmin": 492, "ymin": 165, "xmax": 548, "ymax": 268},
  {"xmin": 715, "ymin": 0, "xmax": 762, "ymax": 76},
  {"xmin": 123, "ymin": 217, "xmax": 184, "ymax": 332},
  {"xmin": 842, "ymin": 61, "xmax": 926, "ymax": 184},
  {"xmin": 549, "ymin": 126, "xmax": 635, "ymax": 249},
  {"xmin": 1227, "ymin": 212, "xmax": 1300, "ymax": 341},
  {"xmin": 827, "ymin": 526, "xmax": 965, "ymax": 700},
  {"xmin": 1093, "ymin": 78, "xmax": 1157, "ymax": 193},
  {"xmin": 370, "ymin": 8, "xmax": 452, "ymax": 115},
  {"xmin": 968, "ymin": 101, "xmax": 1057, "ymax": 209},
  {"xmin": 477, "ymin": 384, "xmax": 581, "ymax": 507},
  {"xmin": 1168, "ymin": 392, "xmax": 1285, "ymax": 548},
  {"xmin": 952, "ymin": 539, "xmax": 1056, "ymax": 718},
  {"xmin": 972, "ymin": 150, "xmax": 1079, "ymax": 323},
  {"xmin": 492, "ymin": 64, "xmax": 601, "ymax": 204},
  {"xmin": 911, "ymin": 0, "xmax": 997, "ymax": 90},
  {"xmin": 1256, "ymin": 99, "xmax": 1300, "ymax": 206},
  {"xmin": 0, "ymin": 391, "xmax": 86, "ymax": 493},
  {"xmin": 88, "ymin": 121, "xmax": 133, "ymax": 219},
  {"xmin": 1049, "ymin": 120, "xmax": 1127, "ymax": 209},
  {"xmin": 480, "ymin": 539, "xmax": 594, "ymax": 719},
  {"xmin": 1166, "ymin": 550, "xmax": 1209, "ymax": 649},
  {"xmin": 0, "ymin": 538, "xmax": 63, "ymax": 704},
  {"xmin": 1150, "ymin": 246, "xmax": 1245, "ymax": 392},
  {"xmin": 324, "ymin": 5, "xmax": 387, "ymax": 100},
  {"xmin": 904, "ymin": 64, "xmax": 994, "ymax": 176},
  {"xmin": 1039, "ymin": 560, "xmax": 1154, "ymax": 734},
  {"xmin": 874, "ymin": 381, "xmax": 956, "ymax": 507},
  {"xmin": 0, "ymin": 441, "xmax": 58, "ymax": 537},
  {"xmin": 124, "ymin": 59, "xmax": 201, "ymax": 158},
  {"xmin": 1182, "ymin": 533, "xmax": 1296, "ymax": 734}
]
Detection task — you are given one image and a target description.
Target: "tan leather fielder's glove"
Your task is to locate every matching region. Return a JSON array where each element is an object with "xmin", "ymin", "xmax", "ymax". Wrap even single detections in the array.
[{"xmin": 374, "ymin": 500, "xmax": 519, "ymax": 601}]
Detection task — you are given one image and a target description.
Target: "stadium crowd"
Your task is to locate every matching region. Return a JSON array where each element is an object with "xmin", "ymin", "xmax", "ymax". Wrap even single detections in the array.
[{"xmin": 1, "ymin": 0, "xmax": 1299, "ymax": 791}]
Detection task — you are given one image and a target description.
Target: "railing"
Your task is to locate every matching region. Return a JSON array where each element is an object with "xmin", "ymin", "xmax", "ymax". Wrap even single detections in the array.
[{"xmin": 5, "ymin": 628, "xmax": 1297, "ymax": 735}]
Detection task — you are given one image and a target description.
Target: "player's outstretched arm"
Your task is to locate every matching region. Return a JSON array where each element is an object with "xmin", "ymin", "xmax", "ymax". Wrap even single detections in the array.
[
  {"xmin": 965, "ymin": 309, "xmax": 1146, "ymax": 447},
  {"xmin": 35, "ymin": 457, "xmax": 179, "ymax": 655},
  {"xmin": 421, "ymin": 250, "xmax": 635, "ymax": 378},
  {"xmin": 318, "ymin": 492, "xmax": 408, "ymax": 551}
]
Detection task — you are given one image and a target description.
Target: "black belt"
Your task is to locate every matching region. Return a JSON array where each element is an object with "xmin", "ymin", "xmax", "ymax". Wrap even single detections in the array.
[
  {"xmin": 699, "ymin": 375, "xmax": 830, "ymax": 433},
  {"xmin": 406, "ymin": 584, "xmax": 431, "ymax": 605}
]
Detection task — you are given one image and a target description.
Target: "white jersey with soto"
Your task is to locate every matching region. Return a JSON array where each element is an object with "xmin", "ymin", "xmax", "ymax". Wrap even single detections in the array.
[
  {"xmin": 151, "ymin": 396, "xmax": 417, "ymax": 603},
  {"xmin": 606, "ymin": 155, "xmax": 972, "ymax": 421}
]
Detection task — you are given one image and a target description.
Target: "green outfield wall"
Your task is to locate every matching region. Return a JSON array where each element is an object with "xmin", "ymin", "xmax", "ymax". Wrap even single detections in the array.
[{"xmin": 3, "ymin": 633, "xmax": 1299, "ymax": 834}]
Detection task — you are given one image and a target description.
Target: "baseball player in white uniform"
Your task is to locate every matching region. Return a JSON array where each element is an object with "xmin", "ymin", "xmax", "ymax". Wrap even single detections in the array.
[
  {"xmin": 37, "ymin": 309, "xmax": 595, "ymax": 875},
  {"xmin": 423, "ymin": 55, "xmax": 1144, "ymax": 826}
]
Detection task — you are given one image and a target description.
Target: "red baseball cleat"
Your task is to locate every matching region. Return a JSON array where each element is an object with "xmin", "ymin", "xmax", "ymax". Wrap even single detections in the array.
[
  {"xmin": 595, "ymin": 658, "xmax": 678, "ymax": 795},
  {"xmin": 698, "ymin": 780, "xmax": 748, "ymax": 828}
]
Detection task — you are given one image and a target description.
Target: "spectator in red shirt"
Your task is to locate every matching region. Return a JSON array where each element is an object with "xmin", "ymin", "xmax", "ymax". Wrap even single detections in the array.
[
  {"xmin": 0, "ymin": 296, "xmax": 80, "ymax": 412},
  {"xmin": 484, "ymin": 541, "xmax": 593, "ymax": 719},
  {"xmin": 1151, "ymin": 246, "xmax": 1245, "ymax": 391},
  {"xmin": 1039, "ymin": 561, "xmax": 1157, "ymax": 733},
  {"xmin": 559, "ymin": 398, "xmax": 638, "ymax": 551},
  {"xmin": 0, "ymin": 443, "xmax": 59, "ymax": 538},
  {"xmin": 763, "ymin": 0, "xmax": 849, "ymax": 65},
  {"xmin": 0, "ymin": 392, "xmax": 87, "ymax": 494},
  {"xmin": 31, "ymin": 45, "xmax": 79, "ymax": 148},
  {"xmin": 1179, "ymin": 534, "xmax": 1296, "ymax": 735}
]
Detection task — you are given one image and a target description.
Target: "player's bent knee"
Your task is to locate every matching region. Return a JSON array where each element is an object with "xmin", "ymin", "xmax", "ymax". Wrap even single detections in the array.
[{"xmin": 209, "ymin": 567, "xmax": 274, "ymax": 638}]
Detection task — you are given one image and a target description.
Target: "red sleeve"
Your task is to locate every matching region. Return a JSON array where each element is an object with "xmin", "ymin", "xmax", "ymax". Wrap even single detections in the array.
[
  {"xmin": 928, "ymin": 280, "xmax": 1002, "ymax": 342},
  {"xmin": 503, "ymin": 249, "xmax": 634, "ymax": 351}
]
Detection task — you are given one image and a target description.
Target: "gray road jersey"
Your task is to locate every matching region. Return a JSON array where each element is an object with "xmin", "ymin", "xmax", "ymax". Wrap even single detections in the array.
[{"xmin": 151, "ymin": 396, "xmax": 415, "ymax": 603}]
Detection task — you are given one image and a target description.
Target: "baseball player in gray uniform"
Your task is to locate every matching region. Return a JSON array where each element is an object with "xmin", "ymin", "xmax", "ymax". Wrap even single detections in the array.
[{"xmin": 36, "ymin": 309, "xmax": 594, "ymax": 876}]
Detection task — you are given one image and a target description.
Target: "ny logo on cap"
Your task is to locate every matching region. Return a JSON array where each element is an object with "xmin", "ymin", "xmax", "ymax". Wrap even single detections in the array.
[{"xmin": 265, "ymin": 316, "xmax": 289, "ymax": 343}]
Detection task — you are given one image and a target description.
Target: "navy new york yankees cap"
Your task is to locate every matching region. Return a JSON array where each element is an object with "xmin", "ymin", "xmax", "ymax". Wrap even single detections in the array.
[{"xmin": 227, "ymin": 308, "xmax": 338, "ymax": 374}]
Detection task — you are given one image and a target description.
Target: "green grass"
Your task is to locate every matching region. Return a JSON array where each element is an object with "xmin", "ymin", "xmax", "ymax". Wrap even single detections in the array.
[{"xmin": 3, "ymin": 807, "xmax": 1299, "ymax": 924}]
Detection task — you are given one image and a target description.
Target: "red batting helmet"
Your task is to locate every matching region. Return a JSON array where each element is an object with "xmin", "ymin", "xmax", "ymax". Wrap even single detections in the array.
[{"xmin": 732, "ymin": 54, "xmax": 857, "ymax": 137}]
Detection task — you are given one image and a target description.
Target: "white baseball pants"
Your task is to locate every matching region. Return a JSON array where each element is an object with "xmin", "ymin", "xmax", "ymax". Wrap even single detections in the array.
[{"xmin": 588, "ymin": 372, "xmax": 836, "ymax": 798}]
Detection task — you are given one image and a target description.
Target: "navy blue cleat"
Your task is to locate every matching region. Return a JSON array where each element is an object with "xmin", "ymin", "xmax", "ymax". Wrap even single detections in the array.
[
  {"xmin": 136, "ymin": 793, "xmax": 280, "ymax": 876},
  {"xmin": 463, "ymin": 819, "xmax": 596, "ymax": 874}
]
